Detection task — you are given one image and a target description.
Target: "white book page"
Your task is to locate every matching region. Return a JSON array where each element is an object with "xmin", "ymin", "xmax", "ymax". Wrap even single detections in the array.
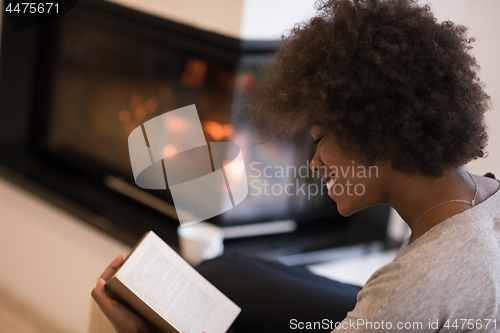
[{"xmin": 116, "ymin": 231, "xmax": 240, "ymax": 333}]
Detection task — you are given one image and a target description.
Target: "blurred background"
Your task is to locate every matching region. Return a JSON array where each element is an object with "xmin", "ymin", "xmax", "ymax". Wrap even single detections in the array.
[{"xmin": 0, "ymin": 0, "xmax": 498, "ymax": 332}]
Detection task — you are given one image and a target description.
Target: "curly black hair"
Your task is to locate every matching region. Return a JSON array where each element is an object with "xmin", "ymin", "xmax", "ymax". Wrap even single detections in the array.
[{"xmin": 245, "ymin": 0, "xmax": 490, "ymax": 177}]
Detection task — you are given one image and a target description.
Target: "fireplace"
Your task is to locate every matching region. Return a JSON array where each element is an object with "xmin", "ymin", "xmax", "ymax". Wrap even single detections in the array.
[{"xmin": 0, "ymin": 0, "xmax": 391, "ymax": 257}]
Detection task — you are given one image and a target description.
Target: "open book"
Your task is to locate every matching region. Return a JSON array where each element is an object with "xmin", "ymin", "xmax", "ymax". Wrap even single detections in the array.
[{"xmin": 105, "ymin": 231, "xmax": 241, "ymax": 333}]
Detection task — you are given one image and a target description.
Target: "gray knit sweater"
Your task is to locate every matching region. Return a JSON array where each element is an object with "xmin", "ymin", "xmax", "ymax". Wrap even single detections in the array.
[{"xmin": 333, "ymin": 174, "xmax": 500, "ymax": 332}]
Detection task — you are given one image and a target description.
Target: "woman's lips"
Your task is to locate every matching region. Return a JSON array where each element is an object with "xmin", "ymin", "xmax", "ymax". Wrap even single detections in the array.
[{"xmin": 326, "ymin": 177, "xmax": 338, "ymax": 192}]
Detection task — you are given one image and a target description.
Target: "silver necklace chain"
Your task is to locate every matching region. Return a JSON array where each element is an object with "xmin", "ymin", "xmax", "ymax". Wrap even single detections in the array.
[{"xmin": 410, "ymin": 171, "xmax": 478, "ymax": 233}]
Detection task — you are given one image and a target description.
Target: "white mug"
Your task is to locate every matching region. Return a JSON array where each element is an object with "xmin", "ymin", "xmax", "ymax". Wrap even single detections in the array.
[{"xmin": 177, "ymin": 221, "xmax": 224, "ymax": 266}]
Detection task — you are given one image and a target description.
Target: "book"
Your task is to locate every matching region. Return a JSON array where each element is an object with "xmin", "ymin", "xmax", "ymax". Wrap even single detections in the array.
[{"xmin": 105, "ymin": 231, "xmax": 241, "ymax": 333}]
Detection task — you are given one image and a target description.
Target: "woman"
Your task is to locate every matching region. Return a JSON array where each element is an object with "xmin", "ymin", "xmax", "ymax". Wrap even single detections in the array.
[{"xmin": 93, "ymin": 0, "xmax": 500, "ymax": 331}]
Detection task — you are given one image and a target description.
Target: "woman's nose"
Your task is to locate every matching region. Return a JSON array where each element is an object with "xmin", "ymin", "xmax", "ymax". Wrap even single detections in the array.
[{"xmin": 309, "ymin": 156, "xmax": 323, "ymax": 173}]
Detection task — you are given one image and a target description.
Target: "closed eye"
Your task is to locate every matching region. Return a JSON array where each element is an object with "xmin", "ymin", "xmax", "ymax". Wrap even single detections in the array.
[{"xmin": 312, "ymin": 136, "xmax": 324, "ymax": 145}]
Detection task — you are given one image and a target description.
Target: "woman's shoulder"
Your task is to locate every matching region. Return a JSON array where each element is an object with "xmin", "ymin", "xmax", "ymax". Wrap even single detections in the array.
[
  {"xmin": 346, "ymin": 172, "xmax": 500, "ymax": 326},
  {"xmin": 356, "ymin": 235, "xmax": 500, "ymax": 324},
  {"xmin": 400, "ymin": 171, "xmax": 500, "ymax": 264}
]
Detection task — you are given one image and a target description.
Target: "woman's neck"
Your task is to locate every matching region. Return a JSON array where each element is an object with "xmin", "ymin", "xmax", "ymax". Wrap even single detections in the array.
[{"xmin": 387, "ymin": 169, "xmax": 482, "ymax": 244}]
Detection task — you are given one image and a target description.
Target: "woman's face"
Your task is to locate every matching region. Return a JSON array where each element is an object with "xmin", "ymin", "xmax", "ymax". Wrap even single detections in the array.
[{"xmin": 309, "ymin": 126, "xmax": 388, "ymax": 216}]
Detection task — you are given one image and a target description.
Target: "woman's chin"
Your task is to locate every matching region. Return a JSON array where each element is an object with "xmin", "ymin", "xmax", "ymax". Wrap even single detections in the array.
[
  {"xmin": 336, "ymin": 206, "xmax": 352, "ymax": 217},
  {"xmin": 331, "ymin": 197, "xmax": 348, "ymax": 216},
  {"xmin": 334, "ymin": 199, "xmax": 361, "ymax": 217},
  {"xmin": 329, "ymin": 191, "xmax": 361, "ymax": 217}
]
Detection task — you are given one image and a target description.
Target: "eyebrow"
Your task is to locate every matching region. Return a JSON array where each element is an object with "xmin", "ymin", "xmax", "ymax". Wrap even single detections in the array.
[{"xmin": 312, "ymin": 135, "xmax": 324, "ymax": 144}]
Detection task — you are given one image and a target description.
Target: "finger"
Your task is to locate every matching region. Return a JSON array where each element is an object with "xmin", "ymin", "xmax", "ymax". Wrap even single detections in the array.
[
  {"xmin": 100, "ymin": 255, "xmax": 124, "ymax": 280},
  {"xmin": 92, "ymin": 278, "xmax": 149, "ymax": 333},
  {"xmin": 91, "ymin": 278, "xmax": 114, "ymax": 314},
  {"xmin": 92, "ymin": 278, "xmax": 127, "ymax": 329}
]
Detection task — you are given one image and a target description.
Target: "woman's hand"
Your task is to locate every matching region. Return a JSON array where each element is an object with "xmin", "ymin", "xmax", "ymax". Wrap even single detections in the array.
[{"xmin": 91, "ymin": 255, "xmax": 159, "ymax": 333}]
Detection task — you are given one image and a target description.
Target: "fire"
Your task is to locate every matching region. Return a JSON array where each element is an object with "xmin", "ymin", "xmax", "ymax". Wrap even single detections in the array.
[
  {"xmin": 204, "ymin": 122, "xmax": 234, "ymax": 141},
  {"xmin": 165, "ymin": 116, "xmax": 188, "ymax": 134},
  {"xmin": 119, "ymin": 110, "xmax": 131, "ymax": 123},
  {"xmin": 163, "ymin": 144, "xmax": 177, "ymax": 158},
  {"xmin": 180, "ymin": 59, "xmax": 207, "ymax": 87}
]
